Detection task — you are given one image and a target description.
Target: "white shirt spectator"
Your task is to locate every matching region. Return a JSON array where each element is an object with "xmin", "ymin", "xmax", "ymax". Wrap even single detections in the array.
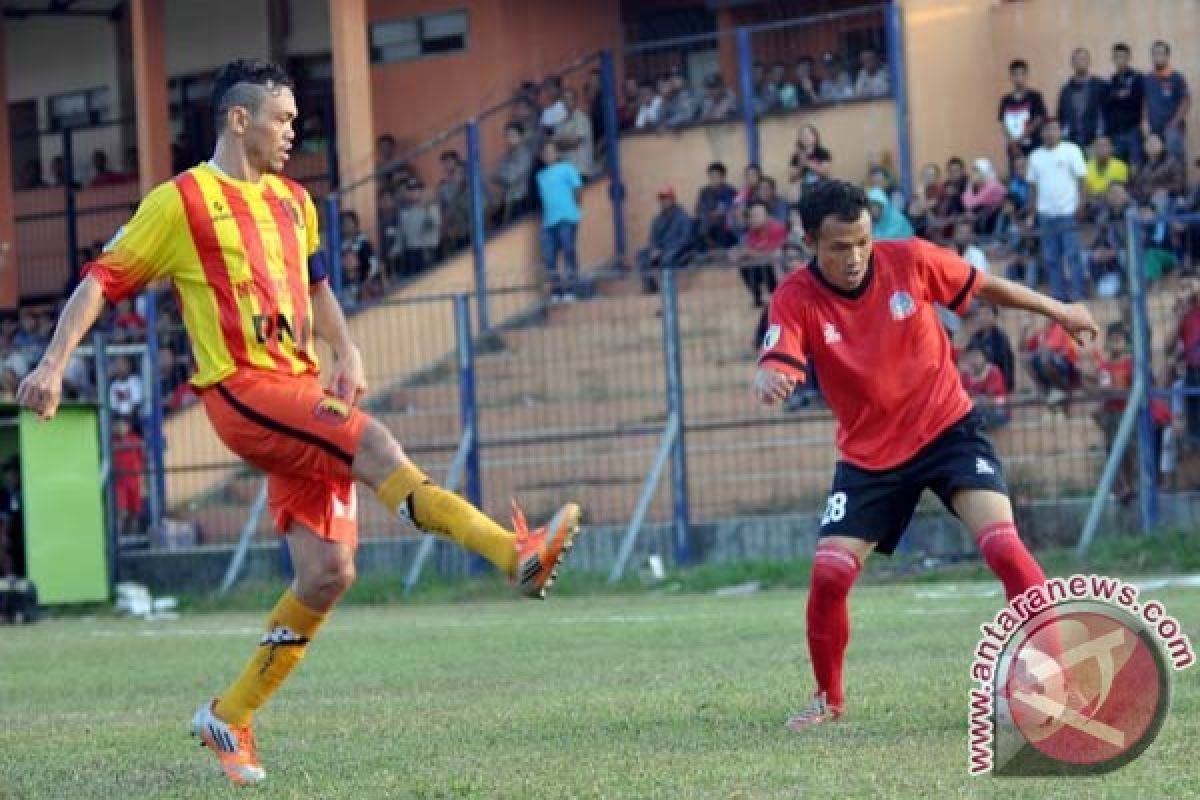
[
  {"xmin": 109, "ymin": 373, "xmax": 144, "ymax": 417},
  {"xmin": 555, "ymin": 109, "xmax": 594, "ymax": 177},
  {"xmin": 540, "ymin": 101, "xmax": 568, "ymax": 130},
  {"xmin": 1027, "ymin": 141, "xmax": 1087, "ymax": 215},
  {"xmin": 635, "ymin": 96, "xmax": 662, "ymax": 130},
  {"xmin": 855, "ymin": 67, "xmax": 890, "ymax": 98}
]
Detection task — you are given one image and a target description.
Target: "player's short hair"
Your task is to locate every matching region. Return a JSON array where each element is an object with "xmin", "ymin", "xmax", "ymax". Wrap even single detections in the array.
[
  {"xmin": 798, "ymin": 179, "xmax": 868, "ymax": 239},
  {"xmin": 211, "ymin": 59, "xmax": 293, "ymax": 130},
  {"xmin": 1009, "ymin": 59, "xmax": 1029, "ymax": 73}
]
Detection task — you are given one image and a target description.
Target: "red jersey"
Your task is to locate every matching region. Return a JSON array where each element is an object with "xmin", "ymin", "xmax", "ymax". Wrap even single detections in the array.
[
  {"xmin": 746, "ymin": 219, "xmax": 787, "ymax": 253},
  {"xmin": 759, "ymin": 238, "xmax": 982, "ymax": 470},
  {"xmin": 960, "ymin": 363, "xmax": 1007, "ymax": 401},
  {"xmin": 1094, "ymin": 352, "xmax": 1133, "ymax": 412},
  {"xmin": 112, "ymin": 432, "xmax": 146, "ymax": 479},
  {"xmin": 1180, "ymin": 307, "xmax": 1200, "ymax": 367}
]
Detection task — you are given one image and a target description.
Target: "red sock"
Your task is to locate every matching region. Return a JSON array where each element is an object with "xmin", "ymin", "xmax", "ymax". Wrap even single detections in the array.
[
  {"xmin": 977, "ymin": 522, "xmax": 1046, "ymax": 602},
  {"xmin": 806, "ymin": 543, "xmax": 862, "ymax": 709}
]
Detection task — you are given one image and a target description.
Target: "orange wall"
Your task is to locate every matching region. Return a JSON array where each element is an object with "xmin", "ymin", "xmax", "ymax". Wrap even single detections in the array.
[
  {"xmin": 903, "ymin": 0, "xmax": 1200, "ymax": 180},
  {"xmin": 619, "ymin": 100, "xmax": 898, "ymax": 249},
  {"xmin": 368, "ymin": 0, "xmax": 621, "ymax": 152}
]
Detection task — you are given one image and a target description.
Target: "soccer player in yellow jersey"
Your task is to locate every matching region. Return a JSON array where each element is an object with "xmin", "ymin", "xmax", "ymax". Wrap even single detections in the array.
[{"xmin": 16, "ymin": 59, "xmax": 581, "ymax": 787}]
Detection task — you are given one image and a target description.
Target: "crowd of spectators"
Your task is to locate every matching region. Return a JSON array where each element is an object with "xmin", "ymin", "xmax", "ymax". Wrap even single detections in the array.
[{"xmin": 13, "ymin": 147, "xmax": 140, "ymax": 192}]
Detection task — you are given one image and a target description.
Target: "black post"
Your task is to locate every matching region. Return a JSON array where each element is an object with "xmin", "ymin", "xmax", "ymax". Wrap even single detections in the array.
[{"xmin": 63, "ymin": 128, "xmax": 81, "ymax": 288}]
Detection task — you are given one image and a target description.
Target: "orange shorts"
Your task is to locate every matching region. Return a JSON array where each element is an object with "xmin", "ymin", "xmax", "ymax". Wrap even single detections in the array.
[{"xmin": 201, "ymin": 369, "xmax": 368, "ymax": 549}]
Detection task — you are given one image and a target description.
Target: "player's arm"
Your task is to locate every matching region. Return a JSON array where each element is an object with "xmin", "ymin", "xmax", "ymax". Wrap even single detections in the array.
[
  {"xmin": 15, "ymin": 276, "xmax": 107, "ymax": 419},
  {"xmin": 311, "ymin": 277, "xmax": 367, "ymax": 406},
  {"xmin": 976, "ymin": 271, "xmax": 1099, "ymax": 346},
  {"xmin": 754, "ymin": 287, "xmax": 807, "ymax": 406}
]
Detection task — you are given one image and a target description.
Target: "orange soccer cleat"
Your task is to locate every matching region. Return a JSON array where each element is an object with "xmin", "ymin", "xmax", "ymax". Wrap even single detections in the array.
[
  {"xmin": 512, "ymin": 499, "xmax": 582, "ymax": 599},
  {"xmin": 191, "ymin": 699, "xmax": 267, "ymax": 786},
  {"xmin": 785, "ymin": 692, "xmax": 844, "ymax": 732}
]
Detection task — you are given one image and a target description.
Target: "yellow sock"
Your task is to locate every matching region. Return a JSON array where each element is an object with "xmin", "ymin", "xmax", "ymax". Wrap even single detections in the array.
[
  {"xmin": 377, "ymin": 461, "xmax": 517, "ymax": 575},
  {"xmin": 214, "ymin": 590, "xmax": 327, "ymax": 726}
]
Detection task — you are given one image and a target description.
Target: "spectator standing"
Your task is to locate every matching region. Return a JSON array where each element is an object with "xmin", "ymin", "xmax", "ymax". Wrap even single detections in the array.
[
  {"xmin": 1105, "ymin": 43, "xmax": 1144, "ymax": 166},
  {"xmin": 437, "ymin": 150, "xmax": 470, "ymax": 256},
  {"xmin": 1144, "ymin": 41, "xmax": 1190, "ymax": 167},
  {"xmin": 638, "ymin": 188, "xmax": 694, "ymax": 293},
  {"xmin": 787, "ymin": 124, "xmax": 832, "ymax": 201},
  {"xmin": 1087, "ymin": 181, "xmax": 1133, "ymax": 295},
  {"xmin": 959, "ymin": 345, "xmax": 1010, "ymax": 429},
  {"xmin": 1133, "ymin": 132, "xmax": 1185, "ymax": 203},
  {"xmin": 535, "ymin": 141, "xmax": 583, "ymax": 303},
  {"xmin": 1026, "ymin": 119, "xmax": 1088, "ymax": 300},
  {"xmin": 732, "ymin": 200, "xmax": 786, "ymax": 309},
  {"xmin": 490, "ymin": 123, "xmax": 534, "ymax": 224},
  {"xmin": 340, "ymin": 211, "xmax": 384, "ymax": 307},
  {"xmin": 998, "ymin": 59, "xmax": 1048, "ymax": 166},
  {"xmin": 700, "ymin": 74, "xmax": 738, "ymax": 121},
  {"xmin": 1056, "ymin": 48, "xmax": 1107, "ymax": 149},
  {"xmin": 554, "ymin": 88, "xmax": 594, "ymax": 178},
  {"xmin": 854, "ymin": 49, "xmax": 889, "ymax": 98},
  {"xmin": 1172, "ymin": 286, "xmax": 1200, "ymax": 443},
  {"xmin": 108, "ymin": 355, "xmax": 144, "ymax": 418},
  {"xmin": 112, "ymin": 415, "xmax": 145, "ymax": 536},
  {"xmin": 1087, "ymin": 324, "xmax": 1136, "ymax": 501},
  {"xmin": 399, "ymin": 179, "xmax": 441, "ymax": 276},
  {"xmin": 694, "ymin": 162, "xmax": 737, "ymax": 252}
]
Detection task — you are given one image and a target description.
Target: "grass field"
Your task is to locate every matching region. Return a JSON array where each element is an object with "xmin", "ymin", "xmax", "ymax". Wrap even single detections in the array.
[{"xmin": 2, "ymin": 583, "xmax": 1198, "ymax": 799}]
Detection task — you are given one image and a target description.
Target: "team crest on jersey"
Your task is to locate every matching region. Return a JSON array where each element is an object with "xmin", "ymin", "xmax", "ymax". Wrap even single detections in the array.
[
  {"xmin": 313, "ymin": 396, "xmax": 350, "ymax": 424},
  {"xmin": 762, "ymin": 324, "xmax": 781, "ymax": 351},
  {"xmin": 823, "ymin": 322, "xmax": 842, "ymax": 344},
  {"xmin": 889, "ymin": 290, "xmax": 917, "ymax": 321},
  {"xmin": 284, "ymin": 199, "xmax": 304, "ymax": 228}
]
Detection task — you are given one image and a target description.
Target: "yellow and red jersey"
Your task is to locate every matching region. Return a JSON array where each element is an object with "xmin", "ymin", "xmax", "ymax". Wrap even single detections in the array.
[
  {"xmin": 85, "ymin": 162, "xmax": 322, "ymax": 388},
  {"xmin": 759, "ymin": 238, "xmax": 983, "ymax": 471}
]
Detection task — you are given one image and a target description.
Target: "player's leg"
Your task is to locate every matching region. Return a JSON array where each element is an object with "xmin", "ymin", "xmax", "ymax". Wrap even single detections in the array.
[
  {"xmin": 790, "ymin": 467, "xmax": 917, "ymax": 730},
  {"xmin": 354, "ymin": 416, "xmax": 580, "ymax": 598},
  {"xmin": 950, "ymin": 488, "xmax": 1046, "ymax": 601}
]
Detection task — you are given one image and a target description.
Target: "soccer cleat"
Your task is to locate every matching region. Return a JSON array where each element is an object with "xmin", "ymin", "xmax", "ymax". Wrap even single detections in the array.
[
  {"xmin": 785, "ymin": 692, "xmax": 843, "ymax": 732},
  {"xmin": 191, "ymin": 699, "xmax": 266, "ymax": 786},
  {"xmin": 512, "ymin": 499, "xmax": 582, "ymax": 599}
]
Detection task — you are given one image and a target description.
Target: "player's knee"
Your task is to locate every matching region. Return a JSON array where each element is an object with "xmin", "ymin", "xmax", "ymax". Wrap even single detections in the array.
[{"xmin": 353, "ymin": 418, "xmax": 405, "ymax": 484}]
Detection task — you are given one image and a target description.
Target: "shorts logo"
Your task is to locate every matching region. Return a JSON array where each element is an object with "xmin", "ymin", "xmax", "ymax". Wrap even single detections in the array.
[
  {"xmin": 313, "ymin": 396, "xmax": 350, "ymax": 424},
  {"xmin": 762, "ymin": 324, "xmax": 781, "ymax": 351},
  {"xmin": 823, "ymin": 322, "xmax": 842, "ymax": 344},
  {"xmin": 976, "ymin": 457, "xmax": 996, "ymax": 475},
  {"xmin": 890, "ymin": 290, "xmax": 917, "ymax": 321}
]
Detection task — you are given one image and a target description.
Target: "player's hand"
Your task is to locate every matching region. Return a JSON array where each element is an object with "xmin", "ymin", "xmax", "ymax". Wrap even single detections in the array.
[
  {"xmin": 1055, "ymin": 301, "xmax": 1101, "ymax": 347},
  {"xmin": 16, "ymin": 361, "xmax": 65, "ymax": 421},
  {"xmin": 754, "ymin": 367, "xmax": 796, "ymax": 406},
  {"xmin": 328, "ymin": 345, "xmax": 368, "ymax": 406}
]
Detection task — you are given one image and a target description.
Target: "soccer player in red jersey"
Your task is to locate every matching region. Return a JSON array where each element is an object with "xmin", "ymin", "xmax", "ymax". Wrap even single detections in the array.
[
  {"xmin": 753, "ymin": 181, "xmax": 1099, "ymax": 729},
  {"xmin": 16, "ymin": 60, "xmax": 581, "ymax": 786}
]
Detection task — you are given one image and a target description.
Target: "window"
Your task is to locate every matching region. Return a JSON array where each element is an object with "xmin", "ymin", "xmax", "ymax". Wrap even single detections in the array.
[
  {"xmin": 47, "ymin": 87, "xmax": 110, "ymax": 130},
  {"xmin": 370, "ymin": 10, "xmax": 468, "ymax": 63}
]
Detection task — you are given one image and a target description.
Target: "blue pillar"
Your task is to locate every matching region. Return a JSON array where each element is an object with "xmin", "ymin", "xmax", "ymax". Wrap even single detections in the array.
[
  {"xmin": 465, "ymin": 121, "xmax": 490, "ymax": 332},
  {"xmin": 454, "ymin": 294, "xmax": 486, "ymax": 574},
  {"xmin": 661, "ymin": 269, "xmax": 690, "ymax": 565},
  {"xmin": 600, "ymin": 50, "xmax": 628, "ymax": 265},
  {"xmin": 885, "ymin": 0, "xmax": 914, "ymax": 201},
  {"xmin": 323, "ymin": 194, "xmax": 343, "ymax": 296},
  {"xmin": 141, "ymin": 290, "xmax": 166, "ymax": 534},
  {"xmin": 735, "ymin": 27, "xmax": 760, "ymax": 168}
]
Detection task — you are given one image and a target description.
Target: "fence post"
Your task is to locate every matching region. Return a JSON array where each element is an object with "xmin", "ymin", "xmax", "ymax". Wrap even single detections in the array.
[
  {"xmin": 94, "ymin": 333, "xmax": 118, "ymax": 592},
  {"xmin": 454, "ymin": 294, "xmax": 486, "ymax": 574},
  {"xmin": 141, "ymin": 291, "xmax": 166, "ymax": 534},
  {"xmin": 735, "ymin": 27, "xmax": 760, "ymax": 168},
  {"xmin": 600, "ymin": 49, "xmax": 628, "ymax": 266},
  {"xmin": 1125, "ymin": 211, "xmax": 1159, "ymax": 530},
  {"xmin": 885, "ymin": 0, "xmax": 914, "ymax": 201},
  {"xmin": 324, "ymin": 94, "xmax": 340, "ymax": 189},
  {"xmin": 63, "ymin": 127, "xmax": 81, "ymax": 289},
  {"xmin": 323, "ymin": 194, "xmax": 343, "ymax": 296},
  {"xmin": 465, "ymin": 121, "xmax": 491, "ymax": 333},
  {"xmin": 661, "ymin": 268, "xmax": 690, "ymax": 564}
]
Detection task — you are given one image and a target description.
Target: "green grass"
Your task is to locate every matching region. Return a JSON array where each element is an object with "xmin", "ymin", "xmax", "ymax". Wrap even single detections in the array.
[{"xmin": 2, "ymin": 584, "xmax": 1198, "ymax": 798}]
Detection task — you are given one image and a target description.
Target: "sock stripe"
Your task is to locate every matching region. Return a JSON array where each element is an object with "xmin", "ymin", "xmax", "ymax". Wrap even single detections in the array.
[
  {"xmin": 977, "ymin": 522, "xmax": 1018, "ymax": 552},
  {"xmin": 814, "ymin": 545, "xmax": 862, "ymax": 573}
]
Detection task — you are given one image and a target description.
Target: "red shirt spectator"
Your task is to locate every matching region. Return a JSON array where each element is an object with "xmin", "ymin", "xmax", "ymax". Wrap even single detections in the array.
[
  {"xmin": 1092, "ymin": 351, "xmax": 1133, "ymax": 412},
  {"xmin": 746, "ymin": 218, "xmax": 787, "ymax": 252},
  {"xmin": 960, "ymin": 361, "xmax": 1008, "ymax": 401},
  {"xmin": 112, "ymin": 425, "xmax": 145, "ymax": 516}
]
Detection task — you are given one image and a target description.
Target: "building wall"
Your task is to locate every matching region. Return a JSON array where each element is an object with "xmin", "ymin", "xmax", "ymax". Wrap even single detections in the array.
[
  {"xmin": 903, "ymin": 0, "xmax": 1200, "ymax": 180},
  {"xmin": 367, "ymin": 0, "xmax": 621, "ymax": 160},
  {"xmin": 286, "ymin": 0, "xmax": 333, "ymax": 55},
  {"xmin": 164, "ymin": 0, "xmax": 270, "ymax": 77}
]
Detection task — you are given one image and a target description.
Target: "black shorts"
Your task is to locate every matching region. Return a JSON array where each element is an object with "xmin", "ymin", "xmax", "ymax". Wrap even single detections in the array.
[{"xmin": 818, "ymin": 409, "xmax": 1009, "ymax": 555}]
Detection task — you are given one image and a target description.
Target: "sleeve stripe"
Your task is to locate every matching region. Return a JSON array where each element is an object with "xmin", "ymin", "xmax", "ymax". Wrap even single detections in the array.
[
  {"xmin": 948, "ymin": 267, "xmax": 978, "ymax": 312},
  {"xmin": 758, "ymin": 352, "xmax": 807, "ymax": 374}
]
